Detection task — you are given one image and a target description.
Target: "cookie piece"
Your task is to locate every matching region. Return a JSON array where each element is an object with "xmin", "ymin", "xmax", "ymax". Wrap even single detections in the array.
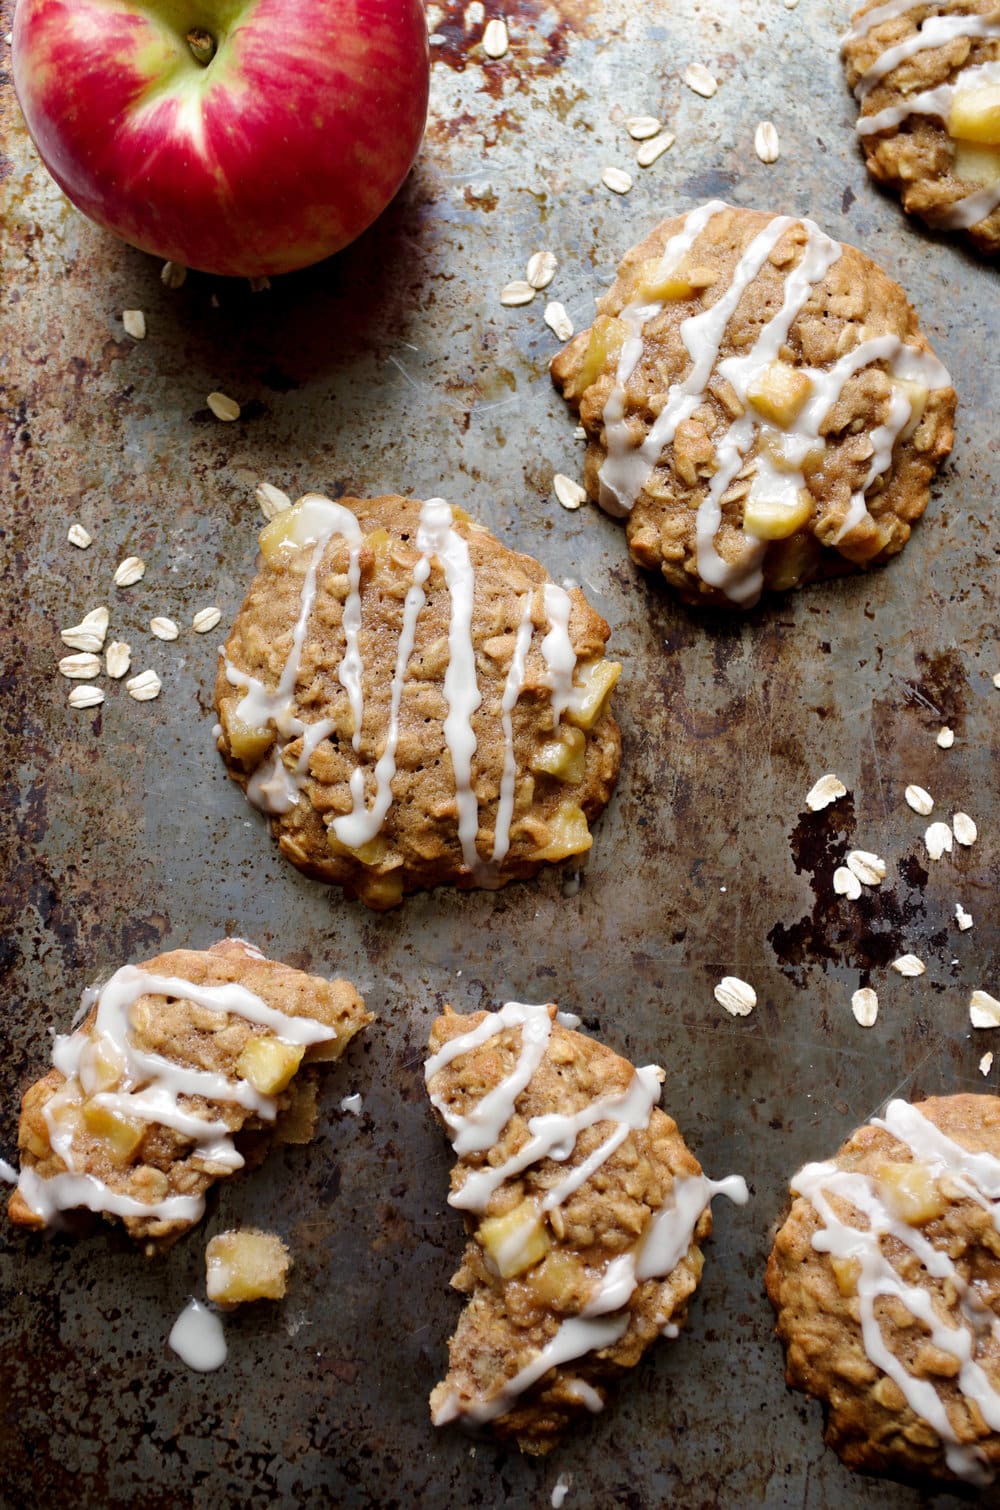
[
  {"xmin": 843, "ymin": 0, "xmax": 1000, "ymax": 256},
  {"xmin": 7, "ymin": 939, "xmax": 370, "ymax": 1253},
  {"xmin": 425, "ymin": 1002, "xmax": 747, "ymax": 1453},
  {"xmin": 550, "ymin": 202, "xmax": 955, "ymax": 607},
  {"xmin": 767, "ymin": 1095, "xmax": 1000, "ymax": 1486},
  {"xmin": 215, "ymin": 494, "xmax": 621, "ymax": 909}
]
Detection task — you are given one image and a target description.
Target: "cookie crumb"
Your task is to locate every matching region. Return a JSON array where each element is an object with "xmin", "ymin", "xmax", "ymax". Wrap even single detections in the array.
[
  {"xmin": 955, "ymin": 902, "xmax": 974, "ymax": 932},
  {"xmin": 206, "ymin": 1229, "xmax": 291, "ymax": 1306},
  {"xmin": 980, "ymin": 1051, "xmax": 994, "ymax": 1076},
  {"xmin": 714, "ymin": 976, "xmax": 756, "ymax": 1017}
]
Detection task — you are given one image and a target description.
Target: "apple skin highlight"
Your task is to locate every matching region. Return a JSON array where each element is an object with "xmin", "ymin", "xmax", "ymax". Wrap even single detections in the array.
[{"xmin": 12, "ymin": 0, "xmax": 431, "ymax": 277}]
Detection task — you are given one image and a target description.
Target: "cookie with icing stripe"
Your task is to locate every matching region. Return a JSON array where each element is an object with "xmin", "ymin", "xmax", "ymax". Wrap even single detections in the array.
[
  {"xmin": 425, "ymin": 1001, "xmax": 747, "ymax": 1453},
  {"xmin": 768, "ymin": 1095, "xmax": 1000, "ymax": 1486},
  {"xmin": 551, "ymin": 203, "xmax": 956, "ymax": 608},
  {"xmin": 7, "ymin": 939, "xmax": 370, "ymax": 1254},
  {"xmin": 215, "ymin": 494, "xmax": 621, "ymax": 909},
  {"xmin": 843, "ymin": 0, "xmax": 1000, "ymax": 255}
]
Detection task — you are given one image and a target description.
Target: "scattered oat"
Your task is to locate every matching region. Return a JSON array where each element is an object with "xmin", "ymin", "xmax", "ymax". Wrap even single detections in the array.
[
  {"xmin": 67, "ymin": 523, "xmax": 92, "ymax": 549},
  {"xmin": 193, "ymin": 607, "xmax": 222, "ymax": 634},
  {"xmin": 754, "ymin": 121, "xmax": 780, "ymax": 164},
  {"xmin": 953, "ymin": 812, "xmax": 977, "ymax": 847},
  {"xmin": 981, "ymin": 1051, "xmax": 994, "ymax": 1076},
  {"xmin": 846, "ymin": 850, "xmax": 886, "ymax": 886},
  {"xmin": 784, "ymin": 0, "xmax": 800, "ymax": 8},
  {"xmin": 255, "ymin": 482, "xmax": 292, "ymax": 521},
  {"xmin": 891, "ymin": 954, "xmax": 926, "ymax": 978},
  {"xmin": 636, "ymin": 132, "xmax": 676, "ymax": 168},
  {"xmin": 150, "ymin": 616, "xmax": 179, "ymax": 642},
  {"xmin": 904, "ymin": 784, "xmax": 933, "ymax": 816},
  {"xmin": 714, "ymin": 976, "xmax": 756, "ymax": 1017},
  {"xmin": 924, "ymin": 821, "xmax": 953, "ymax": 860},
  {"xmin": 58, "ymin": 652, "xmax": 101, "ymax": 680},
  {"xmin": 833, "ymin": 866, "xmax": 862, "ymax": 900},
  {"xmin": 114, "ymin": 556, "xmax": 146, "ymax": 588},
  {"xmin": 106, "ymin": 641, "xmax": 132, "ymax": 679},
  {"xmin": 851, "ymin": 987, "xmax": 878, "ymax": 1028},
  {"xmin": 683, "ymin": 63, "xmax": 718, "ymax": 98},
  {"xmin": 68, "ymin": 685, "xmax": 105, "ymax": 710},
  {"xmin": 936, "ymin": 726, "xmax": 955, "ymax": 749},
  {"xmin": 544, "ymin": 302, "xmax": 574, "ymax": 342},
  {"xmin": 553, "ymin": 474, "xmax": 587, "ymax": 511},
  {"xmin": 161, "ymin": 261, "xmax": 187, "ymax": 289},
  {"xmin": 207, "ymin": 391, "xmax": 241, "ymax": 422},
  {"xmin": 526, "ymin": 250, "xmax": 557, "ymax": 290},
  {"xmin": 601, "ymin": 166, "xmax": 633, "ymax": 194},
  {"xmin": 248, "ymin": 276, "xmax": 271, "ymax": 293},
  {"xmin": 500, "ymin": 280, "xmax": 535, "ymax": 307},
  {"xmin": 805, "ymin": 773, "xmax": 847, "ymax": 812},
  {"xmin": 126, "ymin": 669, "xmax": 162, "ymax": 702},
  {"xmin": 970, "ymin": 990, "xmax": 1000, "ymax": 1029},
  {"xmin": 993, "ymin": 672, "xmax": 1000, "ymax": 690},
  {"xmin": 573, "ymin": 425, "xmax": 586, "ymax": 440},
  {"xmin": 955, "ymin": 902, "xmax": 974, "ymax": 932},
  {"xmin": 482, "ymin": 17, "xmax": 508, "ymax": 58},
  {"xmin": 61, "ymin": 608, "xmax": 110, "ymax": 654},
  {"xmin": 626, "ymin": 115, "xmax": 661, "ymax": 140},
  {"xmin": 122, "ymin": 309, "xmax": 146, "ymax": 340}
]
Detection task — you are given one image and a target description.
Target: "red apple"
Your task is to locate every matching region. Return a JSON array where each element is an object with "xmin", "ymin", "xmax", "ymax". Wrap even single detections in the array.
[{"xmin": 12, "ymin": 0, "xmax": 430, "ymax": 277}]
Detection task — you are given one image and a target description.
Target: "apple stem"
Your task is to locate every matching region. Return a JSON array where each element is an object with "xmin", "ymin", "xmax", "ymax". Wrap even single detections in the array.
[{"xmin": 186, "ymin": 27, "xmax": 216, "ymax": 65}]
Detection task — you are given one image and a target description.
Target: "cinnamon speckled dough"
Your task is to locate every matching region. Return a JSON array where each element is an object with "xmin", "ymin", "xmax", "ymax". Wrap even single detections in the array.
[
  {"xmin": 215, "ymin": 495, "xmax": 621, "ymax": 909},
  {"xmin": 427, "ymin": 1005, "xmax": 715, "ymax": 1455},
  {"xmin": 8, "ymin": 940, "xmax": 370, "ymax": 1253},
  {"xmin": 551, "ymin": 206, "xmax": 956, "ymax": 606},
  {"xmin": 843, "ymin": 0, "xmax": 1000, "ymax": 256},
  {"xmin": 767, "ymin": 1095, "xmax": 1000, "ymax": 1484}
]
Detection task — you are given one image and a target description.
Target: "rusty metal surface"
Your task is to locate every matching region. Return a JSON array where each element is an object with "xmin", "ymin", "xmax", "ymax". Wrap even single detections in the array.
[{"xmin": 1, "ymin": 0, "xmax": 999, "ymax": 1504}]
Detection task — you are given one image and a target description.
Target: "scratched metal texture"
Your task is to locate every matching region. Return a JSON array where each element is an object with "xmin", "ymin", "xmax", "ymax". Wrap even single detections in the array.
[{"xmin": 1, "ymin": 0, "xmax": 999, "ymax": 1504}]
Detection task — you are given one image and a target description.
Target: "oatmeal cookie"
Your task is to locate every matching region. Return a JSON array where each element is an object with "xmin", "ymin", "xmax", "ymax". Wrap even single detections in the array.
[
  {"xmin": 215, "ymin": 494, "xmax": 621, "ymax": 909},
  {"xmin": 7, "ymin": 939, "xmax": 370, "ymax": 1253},
  {"xmin": 425, "ymin": 1001, "xmax": 747, "ymax": 1453},
  {"xmin": 843, "ymin": 0, "xmax": 1000, "ymax": 256},
  {"xmin": 550, "ymin": 202, "xmax": 955, "ymax": 607},
  {"xmin": 767, "ymin": 1095, "xmax": 1000, "ymax": 1486}
]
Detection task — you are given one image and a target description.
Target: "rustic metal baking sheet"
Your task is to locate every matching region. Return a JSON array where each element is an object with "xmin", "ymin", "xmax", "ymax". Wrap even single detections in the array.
[{"xmin": 2, "ymin": 0, "xmax": 998, "ymax": 1504}]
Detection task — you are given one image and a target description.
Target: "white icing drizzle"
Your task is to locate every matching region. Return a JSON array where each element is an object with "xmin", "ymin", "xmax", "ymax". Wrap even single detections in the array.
[
  {"xmin": 0, "ymin": 1158, "xmax": 17, "ymax": 1184},
  {"xmin": 539, "ymin": 584, "xmax": 577, "ymax": 721},
  {"xmin": 16, "ymin": 964, "xmax": 337, "ymax": 1227},
  {"xmin": 792, "ymin": 1097, "xmax": 1000, "ymax": 1486},
  {"xmin": 695, "ymin": 216, "xmax": 842, "ymax": 604},
  {"xmin": 227, "ymin": 496, "xmax": 589, "ymax": 871},
  {"xmin": 933, "ymin": 178, "xmax": 1000, "ymax": 226},
  {"xmin": 416, "ymin": 498, "xmax": 484, "ymax": 876},
  {"xmin": 432, "ymin": 1313, "xmax": 630, "ymax": 1426},
  {"xmin": 562, "ymin": 1377, "xmax": 605, "ymax": 1413},
  {"xmin": 842, "ymin": 0, "xmax": 929, "ymax": 46},
  {"xmin": 168, "ymin": 1298, "xmax": 228, "ymax": 1372},
  {"xmin": 225, "ymin": 495, "xmax": 364, "ymax": 815},
  {"xmin": 857, "ymin": 57, "xmax": 1000, "ymax": 133},
  {"xmin": 592, "ymin": 200, "xmax": 950, "ymax": 604},
  {"xmin": 853, "ymin": 12, "xmax": 1000, "ymax": 100},
  {"xmin": 492, "ymin": 592, "xmax": 536, "ymax": 864},
  {"xmin": 427, "ymin": 1002, "xmax": 748, "ymax": 1427}
]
